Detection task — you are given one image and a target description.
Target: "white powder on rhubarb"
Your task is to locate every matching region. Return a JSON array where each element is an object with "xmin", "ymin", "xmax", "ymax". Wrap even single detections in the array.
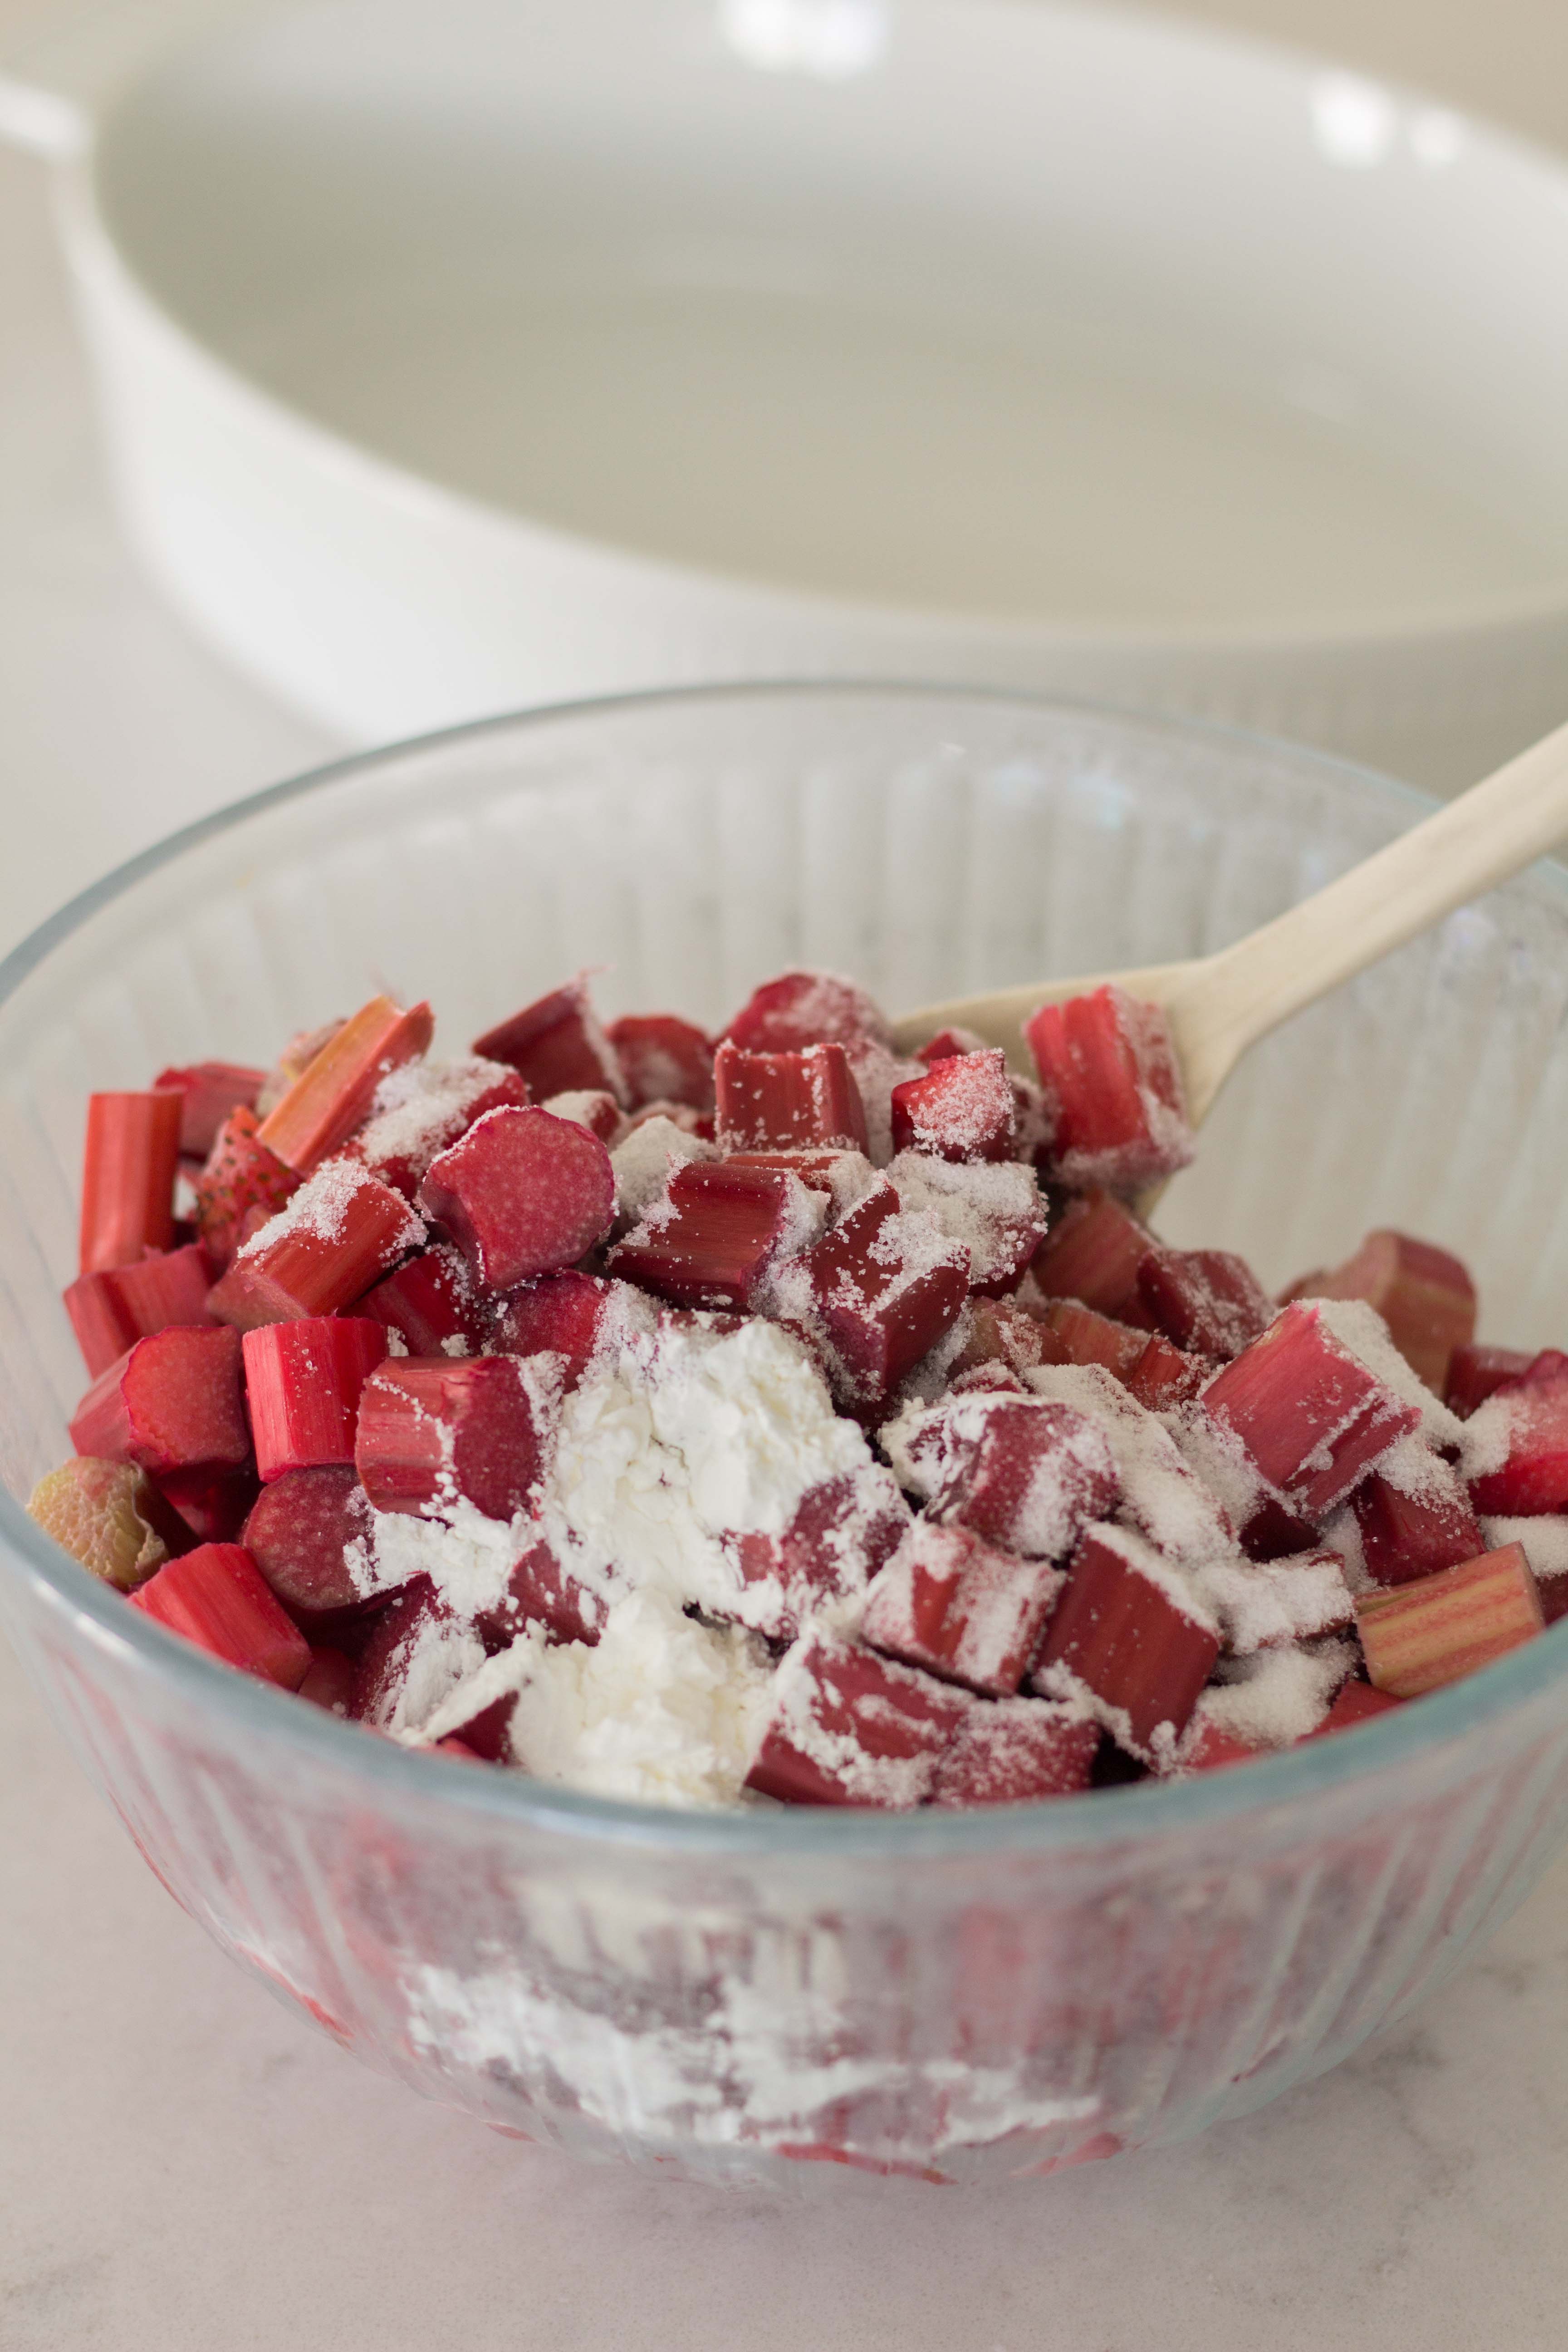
[
  {"xmin": 885, "ymin": 1154, "xmax": 1046, "ymax": 1289},
  {"xmin": 609, "ymin": 1116, "xmax": 716, "ymax": 1225},
  {"xmin": 1320, "ymin": 1501, "xmax": 1372, "ymax": 1594},
  {"xmin": 357, "ymin": 1056, "xmax": 515, "ymax": 1177},
  {"xmin": 1306, "ymin": 1297, "xmax": 1462, "ymax": 1449},
  {"xmin": 1196, "ymin": 1638, "xmax": 1354, "ymax": 1750},
  {"xmin": 1024, "ymin": 1362, "xmax": 1234, "ymax": 1566},
  {"xmin": 238, "ymin": 1155, "xmax": 424, "ymax": 1259},
  {"xmin": 1191, "ymin": 1552, "xmax": 1353, "ymax": 1654},
  {"xmin": 1162, "ymin": 1400, "xmax": 1271, "ymax": 1532},
  {"xmin": 347, "ymin": 1494, "xmax": 533, "ymax": 1619},
  {"xmin": 1482, "ymin": 1516, "xmax": 1568, "ymax": 1583},
  {"xmin": 1458, "ymin": 1392, "xmax": 1519, "ymax": 1484},
  {"xmin": 366, "ymin": 1612, "xmax": 488, "ymax": 1740}
]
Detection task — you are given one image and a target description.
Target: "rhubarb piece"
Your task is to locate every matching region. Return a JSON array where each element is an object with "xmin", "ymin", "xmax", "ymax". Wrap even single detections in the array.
[
  {"xmin": 724, "ymin": 970, "xmax": 892, "ymax": 1057},
  {"xmin": 1137, "ymin": 1247, "xmax": 1272, "ymax": 1361},
  {"xmin": 609, "ymin": 1114, "xmax": 720, "ymax": 1229},
  {"xmin": 1038, "ymin": 1298, "xmax": 1148, "ymax": 1382},
  {"xmin": 1027, "ymin": 1187, "xmax": 1156, "ymax": 1324},
  {"xmin": 744, "ymin": 1628, "xmax": 970, "ymax": 1808},
  {"xmin": 714, "ymin": 1040, "xmax": 869, "ymax": 1154},
  {"xmin": 355, "ymin": 1356, "xmax": 549, "ymax": 1522},
  {"xmin": 1172, "ymin": 1708, "xmax": 1267, "ymax": 1775},
  {"xmin": 1032, "ymin": 1523, "xmax": 1221, "ymax": 1764},
  {"xmin": 490, "ymin": 1269, "xmax": 630, "ymax": 1380},
  {"xmin": 356, "ymin": 1242, "xmax": 487, "ymax": 1356},
  {"xmin": 350, "ymin": 1577, "xmax": 484, "ymax": 1731},
  {"xmin": 157, "ymin": 1464, "xmax": 260, "ymax": 1546},
  {"xmin": 64, "ymin": 1241, "xmax": 216, "ymax": 1378},
  {"xmin": 1446, "ymin": 1343, "xmax": 1534, "ymax": 1420},
  {"xmin": 437, "ymin": 1682, "xmax": 519, "ymax": 1764},
  {"xmin": 191, "ymin": 1107, "xmax": 303, "ymax": 1266},
  {"xmin": 889, "ymin": 1049, "xmax": 1016, "ymax": 1163},
  {"xmin": 1125, "ymin": 1332, "xmax": 1215, "ymax": 1409},
  {"xmin": 298, "ymin": 1645, "xmax": 356, "ymax": 1714},
  {"xmin": 1303, "ymin": 1679, "xmax": 1404, "ymax": 1739},
  {"xmin": 882, "ymin": 1155, "xmax": 1046, "ymax": 1297},
  {"xmin": 1024, "ymin": 1360, "xmax": 1235, "ymax": 1565},
  {"xmin": 417, "ymin": 1106, "xmax": 614, "ymax": 1292},
  {"xmin": 207, "ymin": 1161, "xmax": 422, "ymax": 1331},
  {"xmin": 1357, "ymin": 1542, "xmax": 1544, "ymax": 1698},
  {"xmin": 130, "ymin": 1542, "xmax": 312, "ymax": 1690},
  {"xmin": 151, "ymin": 1062, "xmax": 266, "ymax": 1160},
  {"xmin": 861, "ymin": 1520, "xmax": 1065, "ymax": 1695},
  {"xmin": 242, "ymin": 1317, "xmax": 388, "ymax": 1483},
  {"xmin": 256, "ymin": 994, "xmax": 435, "ymax": 1172},
  {"xmin": 1191, "ymin": 1550, "xmax": 1354, "ymax": 1654},
  {"xmin": 929, "ymin": 1697, "xmax": 1099, "ymax": 1805},
  {"xmin": 69, "ymin": 1324, "xmax": 249, "ymax": 1475},
  {"xmin": 896, "ymin": 1392, "xmax": 1120, "ymax": 1560},
  {"xmin": 951, "ymin": 1296, "xmax": 1057, "ymax": 1379},
  {"xmin": 473, "ymin": 975, "xmax": 628, "ymax": 1105},
  {"xmin": 1464, "ymin": 1372, "xmax": 1568, "ymax": 1514},
  {"xmin": 795, "ymin": 1181, "xmax": 969, "ymax": 1407},
  {"xmin": 1350, "ymin": 1439, "xmax": 1485, "ymax": 1587},
  {"xmin": 611, "ymin": 1160, "xmax": 821, "ymax": 1312},
  {"xmin": 1303, "ymin": 1230, "xmax": 1477, "ymax": 1396},
  {"xmin": 242, "ymin": 1463, "xmax": 378, "ymax": 1626},
  {"xmin": 479, "ymin": 1537, "xmax": 601, "ymax": 1647},
  {"xmin": 726, "ymin": 1466, "xmax": 911, "ymax": 1640},
  {"xmin": 1024, "ymin": 985, "xmax": 1194, "ymax": 1193},
  {"xmin": 26, "ymin": 1457, "xmax": 173, "ymax": 1591},
  {"xmin": 915, "ymin": 1025, "xmax": 986, "ymax": 1066},
  {"xmin": 1164, "ymin": 1398, "xmax": 1320, "ymax": 1561},
  {"xmin": 1480, "ymin": 1516, "xmax": 1568, "ymax": 1627},
  {"xmin": 78, "ymin": 1091, "xmax": 183, "ymax": 1274},
  {"xmin": 350, "ymin": 1058, "xmax": 529, "ymax": 1197},
  {"xmin": 256, "ymin": 1019, "xmax": 345, "ymax": 1117},
  {"xmin": 540, "ymin": 1089, "xmax": 625, "ymax": 1146},
  {"xmin": 607, "ymin": 1012, "xmax": 715, "ymax": 1111},
  {"xmin": 1200, "ymin": 1303, "xmax": 1420, "ymax": 1521}
]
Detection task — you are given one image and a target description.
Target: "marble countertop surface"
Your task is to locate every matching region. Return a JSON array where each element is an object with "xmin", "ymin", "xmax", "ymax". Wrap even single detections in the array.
[{"xmin": 4, "ymin": 3, "xmax": 1568, "ymax": 2344}]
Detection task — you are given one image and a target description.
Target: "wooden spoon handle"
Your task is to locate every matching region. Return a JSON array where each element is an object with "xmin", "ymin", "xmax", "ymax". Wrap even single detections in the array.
[{"xmin": 1168, "ymin": 715, "xmax": 1568, "ymax": 1125}]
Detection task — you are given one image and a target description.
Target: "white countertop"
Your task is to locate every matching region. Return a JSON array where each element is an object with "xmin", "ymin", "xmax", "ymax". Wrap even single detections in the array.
[{"xmin": 5, "ymin": 4, "xmax": 1568, "ymax": 2344}]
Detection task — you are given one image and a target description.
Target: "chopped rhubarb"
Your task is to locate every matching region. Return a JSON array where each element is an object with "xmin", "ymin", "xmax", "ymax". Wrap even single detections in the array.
[
  {"xmin": 1357, "ymin": 1542, "xmax": 1544, "ymax": 1698},
  {"xmin": 1032, "ymin": 1522, "xmax": 1221, "ymax": 1764},
  {"xmin": 242, "ymin": 1317, "xmax": 388, "ymax": 1483},
  {"xmin": 539, "ymin": 1089, "xmax": 625, "ymax": 1146},
  {"xmin": 355, "ymin": 1356, "xmax": 549, "ymax": 1522},
  {"xmin": 472, "ymin": 975, "xmax": 628, "ymax": 1105},
  {"xmin": 1038, "ymin": 1298, "xmax": 1148, "ymax": 1382},
  {"xmin": 915, "ymin": 1025, "xmax": 986, "ymax": 1066},
  {"xmin": 256, "ymin": 1019, "xmax": 345, "ymax": 1117},
  {"xmin": 69, "ymin": 1324, "xmax": 249, "ymax": 1476},
  {"xmin": 255, "ymin": 994, "xmax": 435, "ymax": 1172},
  {"xmin": 298, "ymin": 1645, "xmax": 357, "ymax": 1714},
  {"xmin": 723, "ymin": 970, "xmax": 892, "ymax": 1056},
  {"xmin": 1465, "ymin": 1373, "xmax": 1568, "ymax": 1514},
  {"xmin": 1024, "ymin": 985, "xmax": 1194, "ymax": 1193},
  {"xmin": 1446, "ymin": 1343, "xmax": 1534, "ymax": 1420},
  {"xmin": 714, "ymin": 1040, "xmax": 869, "ymax": 1154},
  {"xmin": 64, "ymin": 1240, "xmax": 216, "ymax": 1378},
  {"xmin": 192, "ymin": 1107, "xmax": 302, "ymax": 1266},
  {"xmin": 1125, "ymin": 1331, "xmax": 1215, "ymax": 1410},
  {"xmin": 439, "ymin": 1684, "xmax": 519, "ymax": 1764},
  {"xmin": 1172, "ymin": 1709, "xmax": 1267, "ymax": 1775},
  {"xmin": 78, "ymin": 1090, "xmax": 183, "ymax": 1274},
  {"xmin": 1137, "ymin": 1247, "xmax": 1272, "ymax": 1361},
  {"xmin": 1302, "ymin": 1678, "xmax": 1405, "ymax": 1739},
  {"xmin": 479, "ymin": 1537, "xmax": 600, "ymax": 1647},
  {"xmin": 241, "ymin": 1463, "xmax": 378, "ymax": 1626},
  {"xmin": 861, "ymin": 1520, "xmax": 1065, "ymax": 1696},
  {"xmin": 744, "ymin": 1628, "xmax": 970, "ymax": 1807},
  {"xmin": 911, "ymin": 1393, "xmax": 1120, "ymax": 1560},
  {"xmin": 349, "ymin": 1577, "xmax": 470, "ymax": 1727},
  {"xmin": 795, "ymin": 1181, "xmax": 968, "ymax": 1408},
  {"xmin": 606, "ymin": 1012, "xmax": 715, "ymax": 1111},
  {"xmin": 130, "ymin": 1542, "xmax": 312, "ymax": 1690},
  {"xmin": 351, "ymin": 1060, "xmax": 530, "ymax": 1197},
  {"xmin": 1027, "ymin": 1188, "xmax": 1155, "ymax": 1324},
  {"xmin": 725, "ymin": 1468, "xmax": 911, "ymax": 1641},
  {"xmin": 951, "ymin": 1296, "xmax": 1057, "ymax": 1379},
  {"xmin": 490, "ymin": 1269, "xmax": 621, "ymax": 1379},
  {"xmin": 882, "ymin": 1154, "xmax": 1046, "ymax": 1298},
  {"xmin": 157, "ymin": 1464, "xmax": 260, "ymax": 1546},
  {"xmin": 206, "ymin": 1162, "xmax": 422, "ymax": 1331},
  {"xmin": 417, "ymin": 1106, "xmax": 614, "ymax": 1292},
  {"xmin": 26, "ymin": 1456, "xmax": 174, "ymax": 1590},
  {"xmin": 1305, "ymin": 1230, "xmax": 1477, "ymax": 1396},
  {"xmin": 1200, "ymin": 1303, "xmax": 1420, "ymax": 1521},
  {"xmin": 889, "ymin": 1049, "xmax": 1016, "ymax": 1163},
  {"xmin": 1350, "ymin": 1441, "xmax": 1485, "ymax": 1587},
  {"xmin": 929, "ymin": 1697, "xmax": 1099, "ymax": 1805},
  {"xmin": 611, "ymin": 1160, "xmax": 818, "ymax": 1312},
  {"xmin": 151, "ymin": 1062, "xmax": 266, "ymax": 1160},
  {"xmin": 357, "ymin": 1242, "xmax": 488, "ymax": 1356}
]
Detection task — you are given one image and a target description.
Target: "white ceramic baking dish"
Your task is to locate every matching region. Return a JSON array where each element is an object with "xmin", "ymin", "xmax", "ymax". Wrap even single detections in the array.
[{"xmin": 5, "ymin": 0, "xmax": 1568, "ymax": 787}]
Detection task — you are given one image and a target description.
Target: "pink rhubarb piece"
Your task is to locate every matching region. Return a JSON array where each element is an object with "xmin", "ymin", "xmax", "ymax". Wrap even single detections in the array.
[
  {"xmin": 1465, "ymin": 1372, "xmax": 1568, "ymax": 1515},
  {"xmin": 929, "ymin": 1698, "xmax": 1099, "ymax": 1805},
  {"xmin": 744, "ymin": 1628, "xmax": 971, "ymax": 1808},
  {"xmin": 1137, "ymin": 1247, "xmax": 1273, "ymax": 1361},
  {"xmin": 472, "ymin": 976, "xmax": 628, "ymax": 1105},
  {"xmin": 64, "ymin": 1241, "xmax": 217, "ymax": 1379},
  {"xmin": 1200, "ymin": 1302, "xmax": 1420, "ymax": 1521},
  {"xmin": 918, "ymin": 1393, "xmax": 1120, "ymax": 1561},
  {"xmin": 1303, "ymin": 1230, "xmax": 1476, "ymax": 1397},
  {"xmin": 714, "ymin": 1039, "xmax": 869, "ymax": 1154},
  {"xmin": 69, "ymin": 1324, "xmax": 249, "ymax": 1477},
  {"xmin": 1357, "ymin": 1542, "xmax": 1544, "ymax": 1698},
  {"xmin": 1033, "ymin": 1522, "xmax": 1221, "ymax": 1764},
  {"xmin": 130, "ymin": 1541, "xmax": 312, "ymax": 1690},
  {"xmin": 606, "ymin": 1012, "xmax": 715, "ymax": 1112},
  {"xmin": 861, "ymin": 1519, "xmax": 1065, "ymax": 1696},
  {"xmin": 357, "ymin": 1242, "xmax": 489, "ymax": 1356},
  {"xmin": 417, "ymin": 1105, "xmax": 615, "ymax": 1292},
  {"xmin": 803, "ymin": 1181, "xmax": 969, "ymax": 1408},
  {"xmin": 1350, "ymin": 1443, "xmax": 1485, "ymax": 1586},
  {"xmin": 207, "ymin": 1161, "xmax": 423, "ymax": 1331},
  {"xmin": 723, "ymin": 970, "xmax": 892, "ymax": 1056},
  {"xmin": 1024, "ymin": 985, "xmax": 1195, "ymax": 1193},
  {"xmin": 242, "ymin": 1316, "xmax": 388, "ymax": 1483},
  {"xmin": 78, "ymin": 1090, "xmax": 183, "ymax": 1274},
  {"xmin": 611, "ymin": 1160, "xmax": 814, "ymax": 1311},
  {"xmin": 152, "ymin": 1062, "xmax": 266, "ymax": 1161},
  {"xmin": 889, "ymin": 1049, "xmax": 1016, "ymax": 1163},
  {"xmin": 256, "ymin": 995, "xmax": 435, "ymax": 1173},
  {"xmin": 241, "ymin": 1463, "xmax": 379, "ymax": 1627},
  {"xmin": 1027, "ymin": 1187, "xmax": 1156, "ymax": 1325},
  {"xmin": 355, "ymin": 1355, "xmax": 550, "ymax": 1522}
]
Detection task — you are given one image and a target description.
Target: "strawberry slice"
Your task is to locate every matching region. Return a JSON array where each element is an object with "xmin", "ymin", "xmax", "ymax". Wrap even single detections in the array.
[
  {"xmin": 241, "ymin": 1463, "xmax": 380, "ymax": 1627},
  {"xmin": 192, "ymin": 1107, "xmax": 302, "ymax": 1266}
]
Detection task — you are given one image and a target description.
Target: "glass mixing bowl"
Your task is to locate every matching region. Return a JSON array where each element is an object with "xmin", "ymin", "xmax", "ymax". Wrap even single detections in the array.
[{"xmin": 4, "ymin": 684, "xmax": 1568, "ymax": 2193}]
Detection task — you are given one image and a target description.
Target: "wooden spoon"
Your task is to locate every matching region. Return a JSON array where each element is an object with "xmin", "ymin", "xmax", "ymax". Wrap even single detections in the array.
[{"xmin": 890, "ymin": 717, "xmax": 1568, "ymax": 1132}]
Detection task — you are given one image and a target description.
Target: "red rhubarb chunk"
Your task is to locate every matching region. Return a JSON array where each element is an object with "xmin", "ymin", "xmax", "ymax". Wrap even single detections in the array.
[
  {"xmin": 440, "ymin": 1684, "xmax": 519, "ymax": 1764},
  {"xmin": 930, "ymin": 1697, "xmax": 1098, "ymax": 1805},
  {"xmin": 539, "ymin": 1088, "xmax": 625, "ymax": 1146},
  {"xmin": 1305, "ymin": 1230, "xmax": 1477, "ymax": 1396},
  {"xmin": 298, "ymin": 1644, "xmax": 357, "ymax": 1713},
  {"xmin": 726, "ymin": 1469, "xmax": 911, "ymax": 1640},
  {"xmin": 357, "ymin": 1243, "xmax": 488, "ymax": 1356},
  {"xmin": 64, "ymin": 1241, "xmax": 217, "ymax": 1378},
  {"xmin": 889, "ymin": 1049, "xmax": 1016, "ymax": 1163},
  {"xmin": 130, "ymin": 1542, "xmax": 312, "ymax": 1690},
  {"xmin": 206, "ymin": 1162, "xmax": 423, "ymax": 1332},
  {"xmin": 242, "ymin": 1317, "xmax": 388, "ymax": 1483},
  {"xmin": 78, "ymin": 1090, "xmax": 183, "ymax": 1274},
  {"xmin": 714, "ymin": 1039, "xmax": 869, "ymax": 1154},
  {"xmin": 69, "ymin": 1324, "xmax": 249, "ymax": 1477},
  {"xmin": 256, "ymin": 994, "xmax": 435, "ymax": 1173},
  {"xmin": 861, "ymin": 1520, "xmax": 1065, "ymax": 1696},
  {"xmin": 1302, "ymin": 1679, "xmax": 1405, "ymax": 1740},
  {"xmin": 1032, "ymin": 1523, "xmax": 1221, "ymax": 1764},
  {"xmin": 1200, "ymin": 1303, "xmax": 1420, "ymax": 1521},
  {"xmin": 606, "ymin": 1012, "xmax": 715, "ymax": 1111},
  {"xmin": 349, "ymin": 1577, "xmax": 451, "ymax": 1724},
  {"xmin": 192, "ymin": 1107, "xmax": 303, "ymax": 1266},
  {"xmin": 952, "ymin": 1297, "xmax": 1057, "ymax": 1380},
  {"xmin": 1173, "ymin": 1707, "xmax": 1268, "ymax": 1775},
  {"xmin": 417, "ymin": 1106, "xmax": 614, "ymax": 1293},
  {"xmin": 473, "ymin": 976, "xmax": 628, "ymax": 1105},
  {"xmin": 352, "ymin": 1062, "xmax": 531, "ymax": 1198},
  {"xmin": 479, "ymin": 1538, "xmax": 601, "ymax": 1648},
  {"xmin": 241, "ymin": 1463, "xmax": 379, "ymax": 1627},
  {"xmin": 1350, "ymin": 1444, "xmax": 1485, "ymax": 1587},
  {"xmin": 1038, "ymin": 1298, "xmax": 1149, "ymax": 1382},
  {"xmin": 1446, "ymin": 1343, "xmax": 1534, "ymax": 1420},
  {"xmin": 1125, "ymin": 1332, "xmax": 1215, "ymax": 1410},
  {"xmin": 803, "ymin": 1183, "xmax": 968, "ymax": 1408},
  {"xmin": 611, "ymin": 1160, "xmax": 812, "ymax": 1312},
  {"xmin": 490, "ymin": 1269, "xmax": 623, "ymax": 1381},
  {"xmin": 744, "ymin": 1629, "xmax": 970, "ymax": 1808},
  {"xmin": 1465, "ymin": 1374, "xmax": 1568, "ymax": 1514},
  {"xmin": 917, "ymin": 1393, "xmax": 1121, "ymax": 1560},
  {"xmin": 723, "ymin": 970, "xmax": 892, "ymax": 1057},
  {"xmin": 915, "ymin": 1025, "xmax": 986, "ymax": 1066},
  {"xmin": 1024, "ymin": 985, "xmax": 1194, "ymax": 1193},
  {"xmin": 152, "ymin": 1062, "xmax": 266, "ymax": 1161},
  {"xmin": 1357, "ymin": 1542, "xmax": 1544, "ymax": 1698},
  {"xmin": 157, "ymin": 1464, "xmax": 260, "ymax": 1546},
  {"xmin": 1027, "ymin": 1188, "xmax": 1156, "ymax": 1324},
  {"xmin": 355, "ymin": 1356, "xmax": 548, "ymax": 1523},
  {"xmin": 1137, "ymin": 1247, "xmax": 1272, "ymax": 1362}
]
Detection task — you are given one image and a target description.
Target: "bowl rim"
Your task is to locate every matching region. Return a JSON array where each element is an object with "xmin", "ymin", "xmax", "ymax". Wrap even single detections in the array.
[{"xmin": 5, "ymin": 675, "xmax": 1567, "ymax": 1861}]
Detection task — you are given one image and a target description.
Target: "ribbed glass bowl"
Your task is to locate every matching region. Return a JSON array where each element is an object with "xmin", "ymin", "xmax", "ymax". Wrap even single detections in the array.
[{"xmin": 5, "ymin": 683, "xmax": 1568, "ymax": 2192}]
